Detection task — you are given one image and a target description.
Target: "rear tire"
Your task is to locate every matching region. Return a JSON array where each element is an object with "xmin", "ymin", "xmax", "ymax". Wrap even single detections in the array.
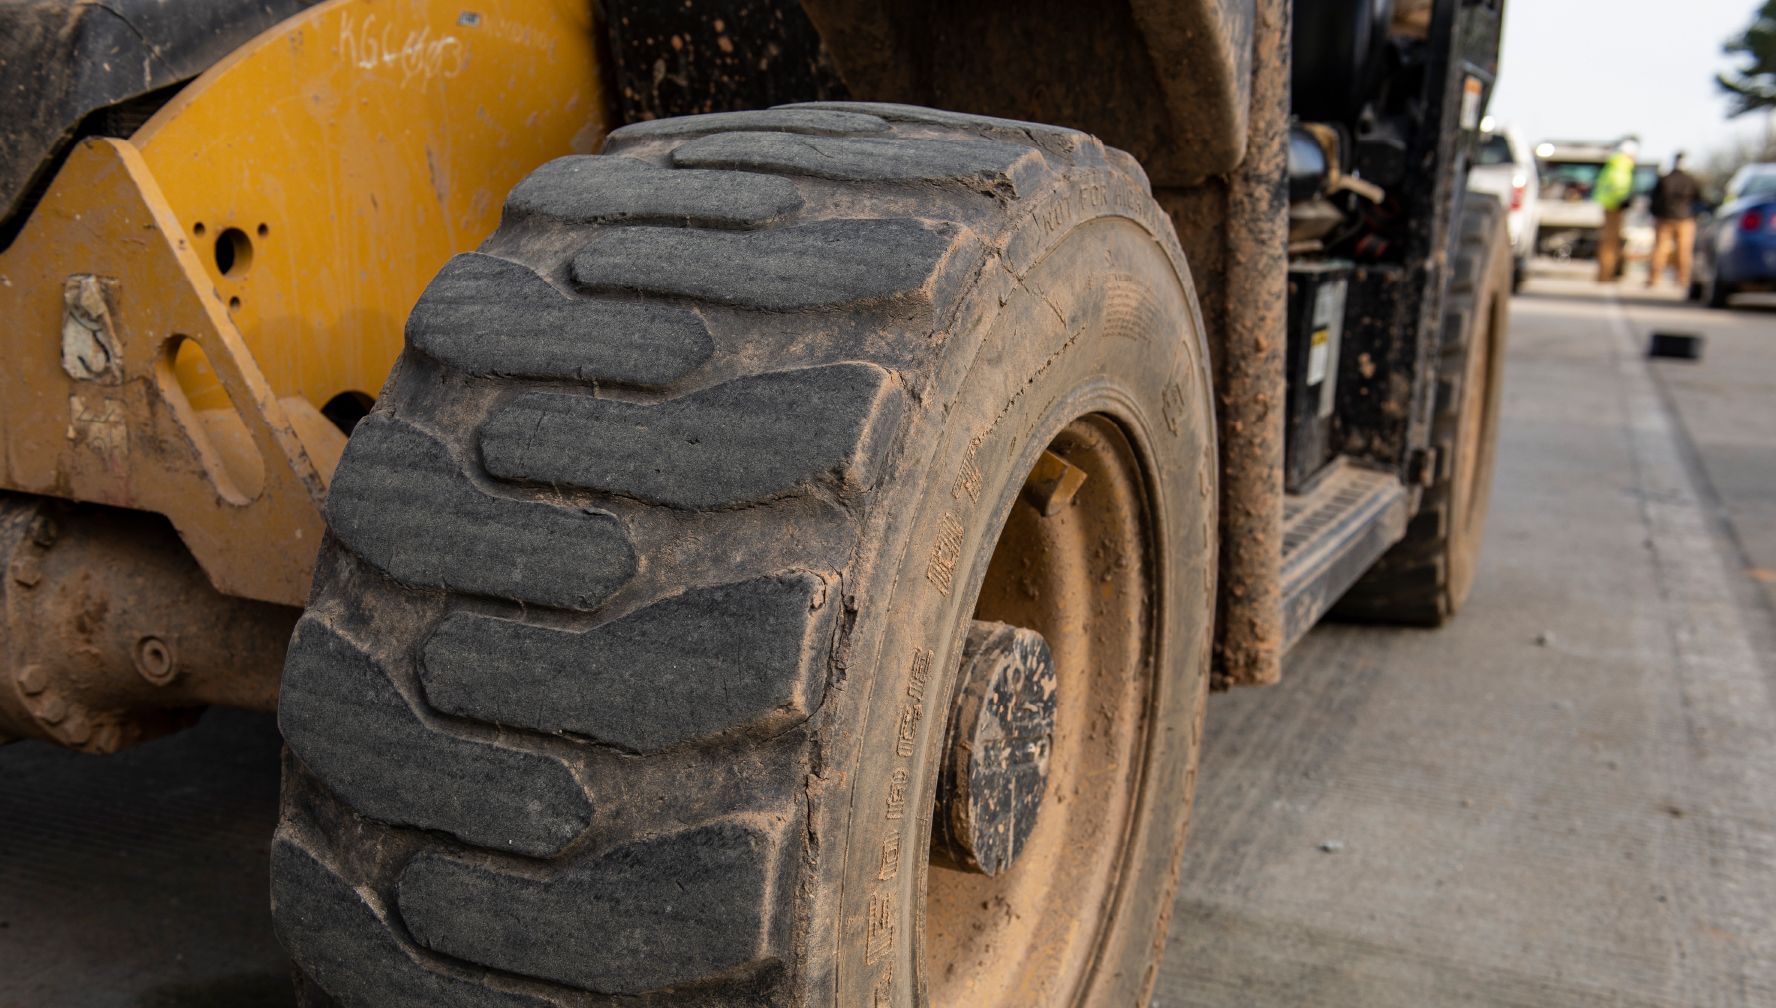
[
  {"xmin": 271, "ymin": 103, "xmax": 1217, "ymax": 1007},
  {"xmin": 1336, "ymin": 193, "xmax": 1510, "ymax": 625}
]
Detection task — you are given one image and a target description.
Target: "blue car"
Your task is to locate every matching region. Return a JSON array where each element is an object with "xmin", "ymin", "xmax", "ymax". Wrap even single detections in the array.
[{"xmin": 1692, "ymin": 163, "xmax": 1776, "ymax": 308}]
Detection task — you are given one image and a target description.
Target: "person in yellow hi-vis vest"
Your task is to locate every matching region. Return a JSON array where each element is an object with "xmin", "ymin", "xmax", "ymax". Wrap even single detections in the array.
[{"xmin": 1594, "ymin": 136, "xmax": 1639, "ymax": 282}]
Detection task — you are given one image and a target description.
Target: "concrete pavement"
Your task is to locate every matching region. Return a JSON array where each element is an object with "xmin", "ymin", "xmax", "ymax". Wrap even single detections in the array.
[
  {"xmin": 1157, "ymin": 268, "xmax": 1776, "ymax": 1006},
  {"xmin": 0, "ymin": 709, "xmax": 293, "ymax": 1008}
]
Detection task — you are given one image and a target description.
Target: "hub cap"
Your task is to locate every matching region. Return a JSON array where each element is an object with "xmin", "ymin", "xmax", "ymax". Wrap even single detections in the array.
[{"xmin": 931, "ymin": 621, "xmax": 1057, "ymax": 877}]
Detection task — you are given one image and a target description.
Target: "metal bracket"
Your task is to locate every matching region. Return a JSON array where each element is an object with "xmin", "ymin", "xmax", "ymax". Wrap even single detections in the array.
[{"xmin": 0, "ymin": 140, "xmax": 337, "ymax": 605}]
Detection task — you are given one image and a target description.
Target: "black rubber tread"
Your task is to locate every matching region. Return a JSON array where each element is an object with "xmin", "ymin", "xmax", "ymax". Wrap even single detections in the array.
[
  {"xmin": 274, "ymin": 102, "xmax": 1183, "ymax": 1008},
  {"xmin": 568, "ymin": 218, "xmax": 962, "ymax": 311},
  {"xmin": 603, "ymin": 108, "xmax": 890, "ymax": 142},
  {"xmin": 1335, "ymin": 193, "xmax": 1510, "ymax": 625},
  {"xmin": 408, "ymin": 253, "xmax": 713, "ymax": 384},
  {"xmin": 280, "ymin": 618, "xmax": 594, "ymax": 859},
  {"xmin": 420, "ymin": 573, "xmax": 836, "ymax": 752},
  {"xmin": 396, "ymin": 822, "xmax": 784, "ymax": 994},
  {"xmin": 783, "ymin": 101, "xmax": 1090, "ymax": 158},
  {"xmin": 273, "ymin": 838, "xmax": 556, "ymax": 1008},
  {"xmin": 669, "ymin": 133, "xmax": 1045, "ymax": 193},
  {"xmin": 480, "ymin": 365, "xmax": 903, "ymax": 509},
  {"xmin": 505, "ymin": 156, "xmax": 806, "ymax": 229},
  {"xmin": 324, "ymin": 415, "xmax": 637, "ymax": 611}
]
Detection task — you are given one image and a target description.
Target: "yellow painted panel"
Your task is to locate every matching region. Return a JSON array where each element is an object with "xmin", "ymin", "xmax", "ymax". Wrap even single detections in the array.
[
  {"xmin": 0, "ymin": 140, "xmax": 331, "ymax": 605},
  {"xmin": 135, "ymin": 0, "xmax": 606, "ymax": 411}
]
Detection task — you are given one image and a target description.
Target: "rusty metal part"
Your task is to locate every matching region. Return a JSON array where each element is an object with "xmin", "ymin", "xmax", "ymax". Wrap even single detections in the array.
[
  {"xmin": 930, "ymin": 620, "xmax": 1057, "ymax": 878},
  {"xmin": 799, "ymin": 0, "xmax": 1255, "ymax": 185},
  {"xmin": 1158, "ymin": 0, "xmax": 1289, "ymax": 688},
  {"xmin": 600, "ymin": 0, "xmax": 847, "ymax": 122},
  {"xmin": 0, "ymin": 0, "xmax": 608, "ymax": 608},
  {"xmin": 1021, "ymin": 449, "xmax": 1089, "ymax": 517},
  {"xmin": 0, "ymin": 494, "xmax": 297, "ymax": 755},
  {"xmin": 1126, "ymin": 0, "xmax": 1254, "ymax": 179},
  {"xmin": 1212, "ymin": 0, "xmax": 1289, "ymax": 689}
]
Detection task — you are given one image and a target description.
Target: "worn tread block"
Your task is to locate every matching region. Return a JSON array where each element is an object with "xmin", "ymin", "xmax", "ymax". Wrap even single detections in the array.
[
  {"xmin": 783, "ymin": 101, "xmax": 1089, "ymax": 156},
  {"xmin": 569, "ymin": 218, "xmax": 957, "ymax": 311},
  {"xmin": 398, "ymin": 823, "xmax": 778, "ymax": 995},
  {"xmin": 272, "ymin": 837, "xmax": 553, "ymax": 1008},
  {"xmin": 505, "ymin": 156, "xmax": 805, "ymax": 228},
  {"xmin": 280, "ymin": 619, "xmax": 593, "ymax": 859},
  {"xmin": 422, "ymin": 573, "xmax": 834, "ymax": 752},
  {"xmin": 671, "ymin": 133, "xmax": 1042, "ymax": 194},
  {"xmin": 327, "ymin": 415, "xmax": 636, "ymax": 610},
  {"xmin": 408, "ymin": 254, "xmax": 713, "ymax": 384},
  {"xmin": 606, "ymin": 108, "xmax": 889, "ymax": 144},
  {"xmin": 480, "ymin": 364, "xmax": 902, "ymax": 509}
]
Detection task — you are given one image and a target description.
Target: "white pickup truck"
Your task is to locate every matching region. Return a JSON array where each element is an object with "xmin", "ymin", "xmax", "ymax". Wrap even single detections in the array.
[
  {"xmin": 1532, "ymin": 140, "xmax": 1658, "ymax": 269},
  {"xmin": 1470, "ymin": 123, "xmax": 1539, "ymax": 289}
]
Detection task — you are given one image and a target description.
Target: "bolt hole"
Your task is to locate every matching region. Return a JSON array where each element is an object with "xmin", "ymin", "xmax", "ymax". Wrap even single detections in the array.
[
  {"xmin": 214, "ymin": 227, "xmax": 253, "ymax": 276},
  {"xmin": 193, "ymin": 221, "xmax": 206, "ymax": 236},
  {"xmin": 257, "ymin": 222, "xmax": 270, "ymax": 237},
  {"xmin": 134, "ymin": 636, "xmax": 177, "ymax": 686},
  {"xmin": 228, "ymin": 296, "xmax": 241, "ymax": 310},
  {"xmin": 164, "ymin": 336, "xmax": 267, "ymax": 502},
  {"xmin": 322, "ymin": 390, "xmax": 375, "ymax": 434}
]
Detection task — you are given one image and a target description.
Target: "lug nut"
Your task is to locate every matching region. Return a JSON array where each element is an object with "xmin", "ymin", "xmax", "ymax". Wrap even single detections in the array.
[
  {"xmin": 27, "ymin": 514, "xmax": 58, "ymax": 547},
  {"xmin": 91, "ymin": 723, "xmax": 125, "ymax": 754},
  {"xmin": 15, "ymin": 664, "xmax": 47, "ymax": 695},
  {"xmin": 60, "ymin": 711, "xmax": 92, "ymax": 745},
  {"xmin": 34, "ymin": 691, "xmax": 67, "ymax": 724}
]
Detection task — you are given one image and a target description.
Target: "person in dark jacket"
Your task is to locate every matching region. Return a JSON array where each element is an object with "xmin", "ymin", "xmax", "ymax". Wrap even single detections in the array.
[{"xmin": 1647, "ymin": 153, "xmax": 1702, "ymax": 289}]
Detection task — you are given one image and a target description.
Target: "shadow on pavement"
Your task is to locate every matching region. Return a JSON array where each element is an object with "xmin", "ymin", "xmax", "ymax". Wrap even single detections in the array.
[
  {"xmin": 135, "ymin": 971, "xmax": 295, "ymax": 1008},
  {"xmin": 0, "ymin": 708, "xmax": 293, "ymax": 1008}
]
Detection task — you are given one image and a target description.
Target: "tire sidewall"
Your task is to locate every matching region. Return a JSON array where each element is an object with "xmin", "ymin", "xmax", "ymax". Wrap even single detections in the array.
[
  {"xmin": 1446, "ymin": 209, "xmax": 1511, "ymax": 611},
  {"xmin": 822, "ymin": 169, "xmax": 1217, "ymax": 1007}
]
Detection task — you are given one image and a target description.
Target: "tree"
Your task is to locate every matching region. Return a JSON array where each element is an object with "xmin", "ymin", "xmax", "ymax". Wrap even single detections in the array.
[{"xmin": 1719, "ymin": 1, "xmax": 1776, "ymax": 117}]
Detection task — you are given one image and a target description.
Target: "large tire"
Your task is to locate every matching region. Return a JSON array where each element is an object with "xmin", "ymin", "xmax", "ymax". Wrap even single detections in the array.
[
  {"xmin": 1337, "ymin": 193, "xmax": 1510, "ymax": 625},
  {"xmin": 271, "ymin": 103, "xmax": 1217, "ymax": 1007}
]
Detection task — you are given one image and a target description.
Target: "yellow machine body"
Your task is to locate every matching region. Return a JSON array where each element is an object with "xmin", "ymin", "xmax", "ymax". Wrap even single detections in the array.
[{"xmin": 0, "ymin": 0, "xmax": 607, "ymax": 606}]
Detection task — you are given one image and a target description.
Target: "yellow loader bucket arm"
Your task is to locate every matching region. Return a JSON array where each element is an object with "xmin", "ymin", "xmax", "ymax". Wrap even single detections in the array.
[{"xmin": 0, "ymin": 0, "xmax": 608, "ymax": 606}]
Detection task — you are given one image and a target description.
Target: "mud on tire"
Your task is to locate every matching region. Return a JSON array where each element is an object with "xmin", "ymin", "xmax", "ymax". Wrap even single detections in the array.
[
  {"xmin": 272, "ymin": 103, "xmax": 1218, "ymax": 1007},
  {"xmin": 1337, "ymin": 192, "xmax": 1511, "ymax": 625}
]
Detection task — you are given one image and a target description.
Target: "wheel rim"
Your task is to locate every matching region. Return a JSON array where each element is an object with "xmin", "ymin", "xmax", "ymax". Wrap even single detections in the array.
[
  {"xmin": 1449, "ymin": 264, "xmax": 1506, "ymax": 611},
  {"xmin": 1454, "ymin": 303, "xmax": 1493, "ymax": 538},
  {"xmin": 922, "ymin": 413, "xmax": 1159, "ymax": 1007}
]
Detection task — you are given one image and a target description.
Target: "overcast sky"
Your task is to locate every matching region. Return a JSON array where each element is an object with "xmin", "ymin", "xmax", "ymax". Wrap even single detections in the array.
[{"xmin": 1488, "ymin": 0, "xmax": 1771, "ymax": 165}]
